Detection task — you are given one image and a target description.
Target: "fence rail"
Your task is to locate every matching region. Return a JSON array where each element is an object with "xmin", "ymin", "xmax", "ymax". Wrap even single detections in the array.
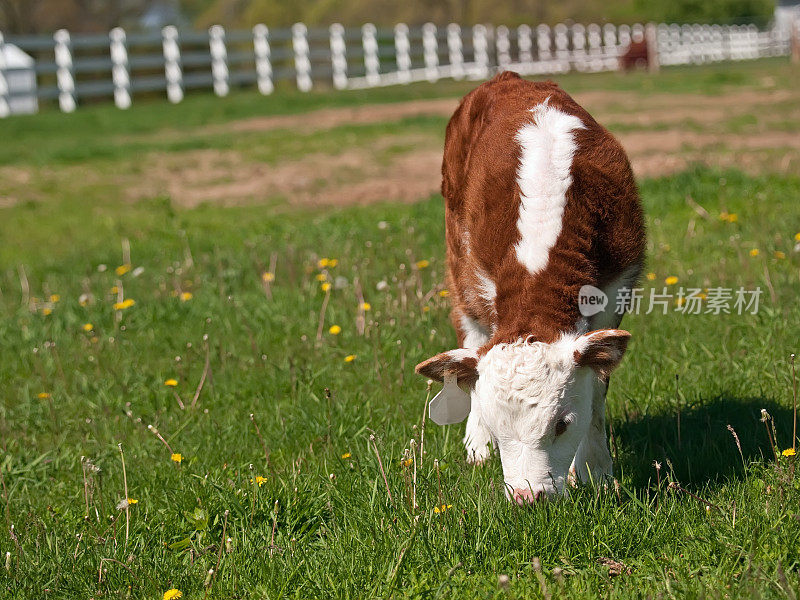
[{"xmin": 0, "ymin": 21, "xmax": 794, "ymax": 116}]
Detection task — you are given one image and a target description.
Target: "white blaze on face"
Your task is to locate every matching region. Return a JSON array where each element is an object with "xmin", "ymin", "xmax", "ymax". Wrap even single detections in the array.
[
  {"xmin": 514, "ymin": 101, "xmax": 585, "ymax": 276},
  {"xmin": 472, "ymin": 335, "xmax": 596, "ymax": 499}
]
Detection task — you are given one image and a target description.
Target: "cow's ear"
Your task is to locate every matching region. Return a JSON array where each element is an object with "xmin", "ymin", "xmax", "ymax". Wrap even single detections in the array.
[
  {"xmin": 574, "ymin": 329, "xmax": 631, "ymax": 378},
  {"xmin": 415, "ymin": 349, "xmax": 479, "ymax": 387}
]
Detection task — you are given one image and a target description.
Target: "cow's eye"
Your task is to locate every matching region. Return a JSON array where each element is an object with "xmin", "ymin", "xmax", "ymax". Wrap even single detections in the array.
[{"xmin": 554, "ymin": 419, "xmax": 568, "ymax": 437}]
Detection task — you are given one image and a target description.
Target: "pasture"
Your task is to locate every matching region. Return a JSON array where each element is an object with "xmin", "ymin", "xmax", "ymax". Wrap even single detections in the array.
[{"xmin": 1, "ymin": 58, "xmax": 800, "ymax": 598}]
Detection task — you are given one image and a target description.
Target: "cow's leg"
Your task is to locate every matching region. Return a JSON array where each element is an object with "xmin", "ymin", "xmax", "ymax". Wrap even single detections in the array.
[
  {"xmin": 453, "ymin": 309, "xmax": 494, "ymax": 464},
  {"xmin": 571, "ymin": 378, "xmax": 613, "ymax": 483}
]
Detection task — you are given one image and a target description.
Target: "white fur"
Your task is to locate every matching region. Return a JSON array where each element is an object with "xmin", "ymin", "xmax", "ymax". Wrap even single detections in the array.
[
  {"xmin": 460, "ymin": 313, "xmax": 490, "ymax": 349},
  {"xmin": 474, "ymin": 267, "xmax": 497, "ymax": 313},
  {"xmin": 472, "ymin": 333, "xmax": 596, "ymax": 498},
  {"xmin": 460, "ymin": 312, "xmax": 494, "ymax": 463},
  {"xmin": 514, "ymin": 102, "xmax": 585, "ymax": 276}
]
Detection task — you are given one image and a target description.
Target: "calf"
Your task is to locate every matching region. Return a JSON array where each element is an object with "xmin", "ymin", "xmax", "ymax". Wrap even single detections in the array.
[{"xmin": 416, "ymin": 71, "xmax": 645, "ymax": 503}]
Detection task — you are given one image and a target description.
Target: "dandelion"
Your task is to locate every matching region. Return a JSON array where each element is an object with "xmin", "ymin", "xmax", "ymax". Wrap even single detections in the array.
[
  {"xmin": 675, "ymin": 297, "xmax": 686, "ymax": 307},
  {"xmin": 774, "ymin": 251, "xmax": 786, "ymax": 259},
  {"xmin": 401, "ymin": 458, "xmax": 412, "ymax": 468},
  {"xmin": 438, "ymin": 290, "xmax": 450, "ymax": 297},
  {"xmin": 37, "ymin": 392, "xmax": 51, "ymax": 399},
  {"xmin": 344, "ymin": 354, "xmax": 356, "ymax": 363},
  {"xmin": 749, "ymin": 249, "xmax": 759, "ymax": 257},
  {"xmin": 170, "ymin": 453, "xmax": 182, "ymax": 464},
  {"xmin": 113, "ymin": 299, "xmax": 135, "ymax": 310},
  {"xmin": 329, "ymin": 325, "xmax": 342, "ymax": 335},
  {"xmin": 315, "ymin": 273, "xmax": 327, "ymax": 282},
  {"xmin": 665, "ymin": 276, "xmax": 678, "ymax": 285},
  {"xmin": 251, "ymin": 476, "xmax": 267, "ymax": 487},
  {"xmin": 49, "ymin": 294, "xmax": 60, "ymax": 303},
  {"xmin": 115, "ymin": 264, "xmax": 131, "ymax": 276},
  {"xmin": 262, "ymin": 272, "xmax": 275, "ymax": 282},
  {"xmin": 179, "ymin": 292, "xmax": 193, "ymax": 302},
  {"xmin": 82, "ymin": 323, "xmax": 93, "ymax": 332},
  {"xmin": 795, "ymin": 232, "xmax": 800, "ymax": 242},
  {"xmin": 163, "ymin": 590, "xmax": 182, "ymax": 600},
  {"xmin": 127, "ymin": 498, "xmax": 138, "ymax": 505},
  {"xmin": 646, "ymin": 272, "xmax": 656, "ymax": 281},
  {"xmin": 164, "ymin": 379, "xmax": 178, "ymax": 387},
  {"xmin": 727, "ymin": 214, "xmax": 738, "ymax": 223},
  {"xmin": 415, "ymin": 259, "xmax": 430, "ymax": 269},
  {"xmin": 42, "ymin": 308, "xmax": 52, "ymax": 316},
  {"xmin": 79, "ymin": 293, "xmax": 91, "ymax": 306},
  {"xmin": 321, "ymin": 282, "xmax": 332, "ymax": 292},
  {"xmin": 433, "ymin": 504, "xmax": 453, "ymax": 514},
  {"xmin": 110, "ymin": 286, "xmax": 119, "ymax": 294},
  {"xmin": 328, "ymin": 259, "xmax": 339, "ymax": 268},
  {"xmin": 359, "ymin": 302, "xmax": 371, "ymax": 311},
  {"xmin": 422, "ymin": 306, "xmax": 430, "ymax": 313},
  {"xmin": 782, "ymin": 448, "xmax": 796, "ymax": 457},
  {"xmin": 341, "ymin": 452, "xmax": 351, "ymax": 459},
  {"xmin": 317, "ymin": 258, "xmax": 330, "ymax": 269}
]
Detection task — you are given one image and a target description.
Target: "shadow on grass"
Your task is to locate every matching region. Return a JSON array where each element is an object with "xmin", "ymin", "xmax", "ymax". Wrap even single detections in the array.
[{"xmin": 614, "ymin": 396, "xmax": 794, "ymax": 487}]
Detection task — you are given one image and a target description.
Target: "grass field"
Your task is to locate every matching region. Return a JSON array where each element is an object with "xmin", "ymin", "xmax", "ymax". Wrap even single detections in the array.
[{"xmin": 1, "ymin": 59, "xmax": 800, "ymax": 599}]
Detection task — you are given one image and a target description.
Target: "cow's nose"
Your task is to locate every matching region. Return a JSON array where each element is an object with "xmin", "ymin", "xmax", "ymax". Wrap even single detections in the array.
[{"xmin": 512, "ymin": 488, "xmax": 542, "ymax": 505}]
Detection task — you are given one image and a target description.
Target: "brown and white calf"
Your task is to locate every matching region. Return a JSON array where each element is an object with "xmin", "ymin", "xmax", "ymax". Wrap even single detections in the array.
[{"xmin": 415, "ymin": 71, "xmax": 646, "ymax": 503}]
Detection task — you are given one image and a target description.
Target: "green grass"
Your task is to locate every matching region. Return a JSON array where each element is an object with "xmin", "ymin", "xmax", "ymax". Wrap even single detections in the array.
[{"xmin": 1, "ymin": 59, "xmax": 800, "ymax": 599}]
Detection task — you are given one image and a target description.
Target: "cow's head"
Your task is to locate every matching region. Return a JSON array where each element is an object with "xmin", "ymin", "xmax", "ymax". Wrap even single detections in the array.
[{"xmin": 416, "ymin": 329, "xmax": 630, "ymax": 503}]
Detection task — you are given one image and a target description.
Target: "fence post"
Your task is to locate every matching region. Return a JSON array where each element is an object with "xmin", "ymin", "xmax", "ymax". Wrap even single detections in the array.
[
  {"xmin": 109, "ymin": 27, "xmax": 131, "ymax": 109},
  {"xmin": 537, "ymin": 24, "xmax": 552, "ymax": 65},
  {"xmin": 54, "ymin": 29, "xmax": 76, "ymax": 113},
  {"xmin": 209, "ymin": 25, "xmax": 229, "ymax": 97},
  {"xmin": 162, "ymin": 25, "xmax": 183, "ymax": 103},
  {"xmin": 292, "ymin": 23, "xmax": 312, "ymax": 91},
  {"xmin": 554, "ymin": 23, "xmax": 570, "ymax": 71},
  {"xmin": 329, "ymin": 23, "xmax": 348, "ymax": 89},
  {"xmin": 518, "ymin": 25, "xmax": 533, "ymax": 64},
  {"xmin": 495, "ymin": 25, "xmax": 511, "ymax": 69},
  {"xmin": 447, "ymin": 23, "xmax": 464, "ymax": 79},
  {"xmin": 362, "ymin": 23, "xmax": 380, "ymax": 86},
  {"xmin": 0, "ymin": 32, "xmax": 9, "ymax": 118},
  {"xmin": 472, "ymin": 24, "xmax": 489, "ymax": 78},
  {"xmin": 253, "ymin": 24, "xmax": 273, "ymax": 95},
  {"xmin": 394, "ymin": 23, "xmax": 411, "ymax": 83},
  {"xmin": 645, "ymin": 22, "xmax": 660, "ymax": 72},
  {"xmin": 423, "ymin": 23, "xmax": 439, "ymax": 82}
]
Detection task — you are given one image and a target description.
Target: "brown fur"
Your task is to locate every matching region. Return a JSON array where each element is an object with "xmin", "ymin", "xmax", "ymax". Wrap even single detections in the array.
[{"xmin": 437, "ymin": 71, "xmax": 645, "ymax": 357}]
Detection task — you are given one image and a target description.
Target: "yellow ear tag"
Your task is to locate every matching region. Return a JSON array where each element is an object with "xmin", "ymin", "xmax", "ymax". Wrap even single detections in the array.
[{"xmin": 428, "ymin": 373, "xmax": 471, "ymax": 425}]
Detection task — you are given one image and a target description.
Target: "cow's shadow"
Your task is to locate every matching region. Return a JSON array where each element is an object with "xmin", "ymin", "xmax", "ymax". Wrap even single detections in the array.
[{"xmin": 612, "ymin": 396, "xmax": 795, "ymax": 488}]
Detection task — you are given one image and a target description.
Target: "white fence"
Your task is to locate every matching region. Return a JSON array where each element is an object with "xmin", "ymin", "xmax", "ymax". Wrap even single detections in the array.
[{"xmin": 0, "ymin": 21, "xmax": 793, "ymax": 115}]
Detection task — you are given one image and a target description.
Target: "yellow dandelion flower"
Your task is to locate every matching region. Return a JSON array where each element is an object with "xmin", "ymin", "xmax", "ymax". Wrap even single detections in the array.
[
  {"xmin": 438, "ymin": 289, "xmax": 450, "ymax": 297},
  {"xmin": 697, "ymin": 292, "xmax": 707, "ymax": 300},
  {"xmin": 329, "ymin": 325, "xmax": 342, "ymax": 335},
  {"xmin": 646, "ymin": 272, "xmax": 656, "ymax": 281},
  {"xmin": 675, "ymin": 297, "xmax": 686, "ymax": 307},
  {"xmin": 262, "ymin": 272, "xmax": 275, "ymax": 282},
  {"xmin": 433, "ymin": 504, "xmax": 453, "ymax": 514},
  {"xmin": 170, "ymin": 453, "xmax": 182, "ymax": 464},
  {"xmin": 665, "ymin": 276, "xmax": 679, "ymax": 285},
  {"xmin": 328, "ymin": 259, "xmax": 339, "ymax": 268},
  {"xmin": 115, "ymin": 264, "xmax": 131, "ymax": 276},
  {"xmin": 344, "ymin": 354, "xmax": 356, "ymax": 363},
  {"xmin": 127, "ymin": 498, "xmax": 138, "ymax": 505},
  {"xmin": 163, "ymin": 590, "xmax": 182, "ymax": 600},
  {"xmin": 49, "ymin": 294, "xmax": 60, "ymax": 303},
  {"xmin": 341, "ymin": 452, "xmax": 351, "ymax": 459},
  {"xmin": 82, "ymin": 323, "xmax": 93, "ymax": 332},
  {"xmin": 110, "ymin": 286, "xmax": 119, "ymax": 294},
  {"xmin": 315, "ymin": 273, "xmax": 327, "ymax": 282},
  {"xmin": 794, "ymin": 232, "xmax": 800, "ymax": 242},
  {"xmin": 415, "ymin": 259, "xmax": 430, "ymax": 269},
  {"xmin": 360, "ymin": 302, "xmax": 371, "ymax": 311},
  {"xmin": 179, "ymin": 292, "xmax": 193, "ymax": 302},
  {"xmin": 422, "ymin": 306, "xmax": 430, "ymax": 313},
  {"xmin": 164, "ymin": 378, "xmax": 178, "ymax": 387},
  {"xmin": 42, "ymin": 308, "xmax": 52, "ymax": 316},
  {"xmin": 321, "ymin": 282, "xmax": 332, "ymax": 292},
  {"xmin": 749, "ymin": 249, "xmax": 759, "ymax": 257},
  {"xmin": 782, "ymin": 448, "xmax": 796, "ymax": 457},
  {"xmin": 718, "ymin": 211, "xmax": 728, "ymax": 221},
  {"xmin": 774, "ymin": 251, "xmax": 786, "ymax": 260},
  {"xmin": 317, "ymin": 258, "xmax": 330, "ymax": 269},
  {"xmin": 726, "ymin": 213, "xmax": 738, "ymax": 223},
  {"xmin": 251, "ymin": 476, "xmax": 268, "ymax": 487},
  {"xmin": 37, "ymin": 392, "xmax": 51, "ymax": 399},
  {"xmin": 401, "ymin": 458, "xmax": 412, "ymax": 468},
  {"xmin": 113, "ymin": 299, "xmax": 135, "ymax": 310}
]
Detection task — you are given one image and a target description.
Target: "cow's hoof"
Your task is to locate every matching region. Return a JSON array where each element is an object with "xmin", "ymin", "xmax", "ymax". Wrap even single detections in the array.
[{"xmin": 465, "ymin": 445, "xmax": 491, "ymax": 465}]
